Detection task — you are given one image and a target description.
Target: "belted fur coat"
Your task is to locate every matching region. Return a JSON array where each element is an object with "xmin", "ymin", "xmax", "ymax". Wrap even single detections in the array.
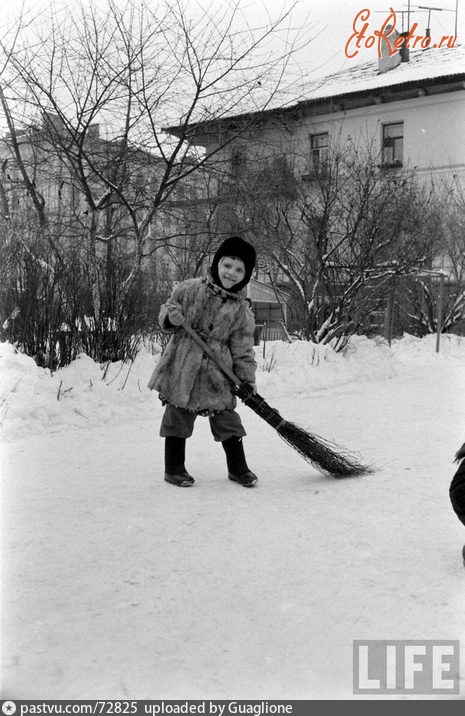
[{"xmin": 148, "ymin": 272, "xmax": 257, "ymax": 413}]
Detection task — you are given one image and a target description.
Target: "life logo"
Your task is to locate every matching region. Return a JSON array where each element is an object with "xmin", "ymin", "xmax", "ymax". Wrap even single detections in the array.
[
  {"xmin": 353, "ymin": 640, "xmax": 460, "ymax": 694},
  {"xmin": 2, "ymin": 703, "xmax": 17, "ymax": 716}
]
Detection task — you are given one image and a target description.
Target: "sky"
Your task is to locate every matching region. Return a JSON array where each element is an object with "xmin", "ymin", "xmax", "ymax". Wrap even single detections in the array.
[
  {"xmin": 268, "ymin": 0, "xmax": 462, "ymax": 71},
  {"xmin": 2, "ymin": 0, "xmax": 463, "ymax": 77},
  {"xmin": 217, "ymin": 0, "xmax": 463, "ymax": 79}
]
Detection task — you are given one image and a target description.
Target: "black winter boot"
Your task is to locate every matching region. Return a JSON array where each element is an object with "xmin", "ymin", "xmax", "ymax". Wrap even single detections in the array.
[
  {"xmin": 164, "ymin": 437, "xmax": 195, "ymax": 487},
  {"xmin": 222, "ymin": 436, "xmax": 258, "ymax": 487}
]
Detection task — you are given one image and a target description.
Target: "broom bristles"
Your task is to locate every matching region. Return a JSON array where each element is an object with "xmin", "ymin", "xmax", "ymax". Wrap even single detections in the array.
[
  {"xmin": 276, "ymin": 420, "xmax": 373, "ymax": 478},
  {"xmin": 236, "ymin": 385, "xmax": 372, "ymax": 478}
]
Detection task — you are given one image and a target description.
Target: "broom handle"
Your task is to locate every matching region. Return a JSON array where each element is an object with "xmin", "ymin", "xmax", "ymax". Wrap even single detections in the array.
[{"xmin": 181, "ymin": 321, "xmax": 242, "ymax": 388}]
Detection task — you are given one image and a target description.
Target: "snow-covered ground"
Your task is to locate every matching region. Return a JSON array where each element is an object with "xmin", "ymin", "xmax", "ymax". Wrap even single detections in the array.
[{"xmin": 1, "ymin": 333, "xmax": 464, "ymax": 700}]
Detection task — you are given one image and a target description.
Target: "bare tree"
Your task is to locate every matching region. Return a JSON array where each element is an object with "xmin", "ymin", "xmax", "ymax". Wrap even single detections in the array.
[
  {"xmin": 404, "ymin": 176, "xmax": 465, "ymax": 335},
  {"xmin": 0, "ymin": 0, "xmax": 314, "ymax": 364},
  {"xmin": 406, "ymin": 277, "xmax": 465, "ymax": 335},
  {"xmin": 218, "ymin": 143, "xmax": 444, "ymax": 349},
  {"xmin": 0, "ymin": 0, "xmax": 311, "ymax": 261}
]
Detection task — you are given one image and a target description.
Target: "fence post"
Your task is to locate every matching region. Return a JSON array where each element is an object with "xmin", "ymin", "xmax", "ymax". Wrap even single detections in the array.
[
  {"xmin": 436, "ymin": 272, "xmax": 445, "ymax": 353},
  {"xmin": 384, "ymin": 278, "xmax": 396, "ymax": 346}
]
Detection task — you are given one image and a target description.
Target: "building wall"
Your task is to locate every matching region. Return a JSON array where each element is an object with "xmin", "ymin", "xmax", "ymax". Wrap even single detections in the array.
[
  {"xmin": 198, "ymin": 87, "xmax": 465, "ymax": 187},
  {"xmin": 293, "ymin": 91, "xmax": 465, "ymax": 179}
]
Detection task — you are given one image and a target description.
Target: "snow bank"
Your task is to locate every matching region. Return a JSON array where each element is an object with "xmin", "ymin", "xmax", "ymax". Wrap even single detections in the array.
[
  {"xmin": 257, "ymin": 332, "xmax": 465, "ymax": 395},
  {"xmin": 0, "ymin": 343, "xmax": 159, "ymax": 440},
  {"xmin": 1, "ymin": 333, "xmax": 464, "ymax": 441},
  {"xmin": 257, "ymin": 334, "xmax": 395, "ymax": 395}
]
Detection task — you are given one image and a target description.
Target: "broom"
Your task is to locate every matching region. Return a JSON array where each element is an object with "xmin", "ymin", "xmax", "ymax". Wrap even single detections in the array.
[{"xmin": 181, "ymin": 321, "xmax": 373, "ymax": 479}]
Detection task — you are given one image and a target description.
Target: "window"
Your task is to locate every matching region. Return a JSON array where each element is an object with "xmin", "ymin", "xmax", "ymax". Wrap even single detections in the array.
[
  {"xmin": 310, "ymin": 132, "xmax": 329, "ymax": 171},
  {"xmin": 382, "ymin": 122, "xmax": 403, "ymax": 167},
  {"xmin": 231, "ymin": 148, "xmax": 246, "ymax": 177}
]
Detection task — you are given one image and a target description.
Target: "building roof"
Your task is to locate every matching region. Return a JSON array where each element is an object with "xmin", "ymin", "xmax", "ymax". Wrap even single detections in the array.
[
  {"xmin": 298, "ymin": 44, "xmax": 465, "ymax": 103},
  {"xmin": 166, "ymin": 44, "xmax": 465, "ymax": 138},
  {"xmin": 247, "ymin": 278, "xmax": 290, "ymax": 303}
]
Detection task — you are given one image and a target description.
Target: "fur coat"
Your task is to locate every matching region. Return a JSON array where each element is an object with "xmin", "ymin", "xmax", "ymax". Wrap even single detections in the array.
[{"xmin": 148, "ymin": 272, "xmax": 257, "ymax": 412}]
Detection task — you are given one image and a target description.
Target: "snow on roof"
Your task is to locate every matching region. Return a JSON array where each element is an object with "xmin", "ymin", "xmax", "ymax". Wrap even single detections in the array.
[
  {"xmin": 297, "ymin": 44, "xmax": 465, "ymax": 104},
  {"xmin": 169, "ymin": 45, "xmax": 465, "ymax": 134}
]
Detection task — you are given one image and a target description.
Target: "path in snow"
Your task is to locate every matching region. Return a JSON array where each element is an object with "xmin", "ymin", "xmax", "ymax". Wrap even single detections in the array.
[{"xmin": 1, "ymin": 356, "xmax": 465, "ymax": 699}]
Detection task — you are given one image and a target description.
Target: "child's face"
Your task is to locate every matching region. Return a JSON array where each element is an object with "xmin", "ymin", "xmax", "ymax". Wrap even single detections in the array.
[{"xmin": 218, "ymin": 256, "xmax": 246, "ymax": 289}]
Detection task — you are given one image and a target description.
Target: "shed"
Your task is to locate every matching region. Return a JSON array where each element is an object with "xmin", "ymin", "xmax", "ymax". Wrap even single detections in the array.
[{"xmin": 246, "ymin": 278, "xmax": 290, "ymax": 341}]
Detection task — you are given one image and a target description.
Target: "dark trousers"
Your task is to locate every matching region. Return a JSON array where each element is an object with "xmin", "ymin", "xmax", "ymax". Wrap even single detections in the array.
[
  {"xmin": 160, "ymin": 404, "xmax": 246, "ymax": 442},
  {"xmin": 450, "ymin": 459, "xmax": 465, "ymax": 527}
]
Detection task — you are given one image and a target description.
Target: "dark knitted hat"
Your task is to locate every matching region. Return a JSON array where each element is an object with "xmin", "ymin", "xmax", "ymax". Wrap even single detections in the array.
[{"xmin": 210, "ymin": 236, "xmax": 256, "ymax": 292}]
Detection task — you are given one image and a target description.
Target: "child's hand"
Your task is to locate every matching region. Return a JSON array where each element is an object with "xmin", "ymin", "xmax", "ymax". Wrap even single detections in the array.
[
  {"xmin": 234, "ymin": 382, "xmax": 257, "ymax": 400},
  {"xmin": 168, "ymin": 308, "xmax": 185, "ymax": 326}
]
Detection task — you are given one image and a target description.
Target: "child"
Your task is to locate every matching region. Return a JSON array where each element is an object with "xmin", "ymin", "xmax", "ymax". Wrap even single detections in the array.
[
  {"xmin": 449, "ymin": 441, "xmax": 465, "ymax": 566},
  {"xmin": 148, "ymin": 236, "xmax": 258, "ymax": 488}
]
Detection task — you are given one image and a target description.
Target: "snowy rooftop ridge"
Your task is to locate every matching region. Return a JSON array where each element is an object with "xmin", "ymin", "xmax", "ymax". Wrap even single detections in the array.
[
  {"xmin": 174, "ymin": 44, "xmax": 465, "ymax": 133},
  {"xmin": 299, "ymin": 44, "xmax": 465, "ymax": 103}
]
